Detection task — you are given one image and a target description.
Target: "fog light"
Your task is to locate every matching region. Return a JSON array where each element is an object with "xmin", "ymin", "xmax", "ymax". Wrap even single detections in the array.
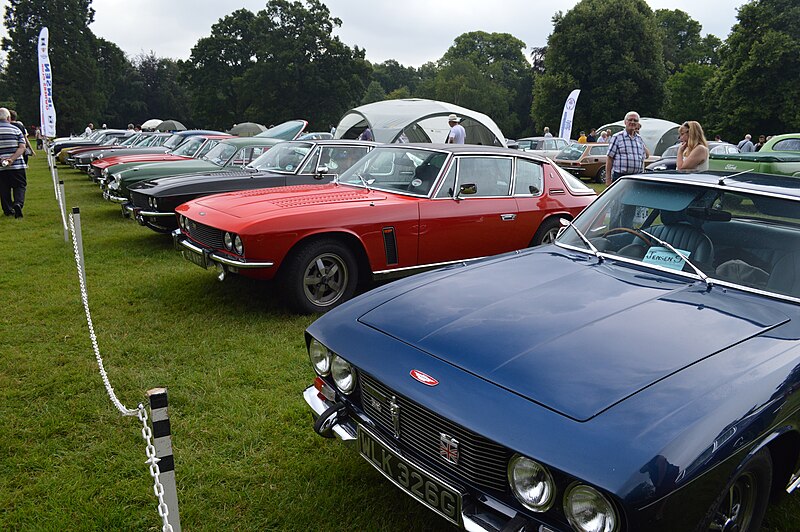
[{"xmin": 508, "ymin": 455, "xmax": 555, "ymax": 512}]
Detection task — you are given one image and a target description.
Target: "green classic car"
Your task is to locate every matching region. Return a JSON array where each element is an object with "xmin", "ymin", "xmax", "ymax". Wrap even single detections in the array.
[
  {"xmin": 102, "ymin": 137, "xmax": 284, "ymax": 203},
  {"xmin": 709, "ymin": 133, "xmax": 800, "ymax": 177}
]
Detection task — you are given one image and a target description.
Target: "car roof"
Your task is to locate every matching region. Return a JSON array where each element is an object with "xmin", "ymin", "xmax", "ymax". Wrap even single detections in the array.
[
  {"xmin": 624, "ymin": 170, "xmax": 800, "ymax": 200},
  {"xmin": 217, "ymin": 137, "xmax": 287, "ymax": 147},
  {"xmin": 279, "ymin": 139, "xmax": 379, "ymax": 147},
  {"xmin": 380, "ymin": 142, "xmax": 549, "ymax": 161}
]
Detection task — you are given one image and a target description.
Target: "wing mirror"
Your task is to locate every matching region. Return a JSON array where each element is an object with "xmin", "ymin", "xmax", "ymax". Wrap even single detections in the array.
[
  {"xmin": 315, "ymin": 165, "xmax": 329, "ymax": 179},
  {"xmin": 455, "ymin": 183, "xmax": 477, "ymax": 199}
]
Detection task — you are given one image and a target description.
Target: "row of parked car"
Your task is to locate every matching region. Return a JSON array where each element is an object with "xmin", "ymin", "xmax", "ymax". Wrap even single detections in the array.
[{"xmin": 53, "ymin": 123, "xmax": 800, "ymax": 532}]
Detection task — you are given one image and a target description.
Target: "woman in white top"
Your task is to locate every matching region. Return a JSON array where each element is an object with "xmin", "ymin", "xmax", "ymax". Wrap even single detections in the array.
[{"xmin": 676, "ymin": 120, "xmax": 709, "ymax": 172}]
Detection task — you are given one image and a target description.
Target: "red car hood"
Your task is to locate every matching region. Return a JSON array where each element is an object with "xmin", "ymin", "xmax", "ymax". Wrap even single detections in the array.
[
  {"xmin": 189, "ymin": 183, "xmax": 388, "ymax": 219},
  {"xmin": 93, "ymin": 154, "xmax": 187, "ymax": 169}
]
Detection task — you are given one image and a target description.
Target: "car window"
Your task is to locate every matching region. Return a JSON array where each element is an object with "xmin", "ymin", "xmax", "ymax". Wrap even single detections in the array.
[
  {"xmin": 544, "ymin": 139, "xmax": 555, "ymax": 150},
  {"xmin": 556, "ymin": 139, "xmax": 568, "ymax": 149},
  {"xmin": 589, "ymin": 146, "xmax": 609, "ymax": 156},
  {"xmin": 203, "ymin": 142, "xmax": 238, "ymax": 166},
  {"xmin": 514, "ymin": 159, "xmax": 544, "ymax": 196},
  {"xmin": 517, "ymin": 140, "xmax": 532, "ymax": 150},
  {"xmin": 435, "ymin": 162, "xmax": 457, "ymax": 198},
  {"xmin": 171, "ymin": 138, "xmax": 203, "ymax": 157},
  {"xmin": 772, "ymin": 139, "xmax": 800, "ymax": 152},
  {"xmin": 457, "ymin": 156, "xmax": 512, "ymax": 197},
  {"xmin": 312, "ymin": 146, "xmax": 370, "ymax": 175},
  {"xmin": 340, "ymin": 147, "xmax": 446, "ymax": 196},
  {"xmin": 229, "ymin": 146, "xmax": 269, "ymax": 166},
  {"xmin": 556, "ymin": 143, "xmax": 586, "ymax": 161}
]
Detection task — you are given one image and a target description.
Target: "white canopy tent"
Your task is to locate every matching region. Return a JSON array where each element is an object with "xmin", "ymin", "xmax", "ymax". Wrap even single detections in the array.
[
  {"xmin": 335, "ymin": 98, "xmax": 506, "ymax": 146},
  {"xmin": 595, "ymin": 117, "xmax": 680, "ymax": 157}
]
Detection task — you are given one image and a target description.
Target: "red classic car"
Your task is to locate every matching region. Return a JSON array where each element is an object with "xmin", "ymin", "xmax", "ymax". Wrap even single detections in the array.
[{"xmin": 173, "ymin": 144, "xmax": 597, "ymax": 312}]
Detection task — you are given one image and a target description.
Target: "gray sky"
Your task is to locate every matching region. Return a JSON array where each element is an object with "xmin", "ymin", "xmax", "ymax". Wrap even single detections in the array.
[{"xmin": 81, "ymin": 0, "xmax": 746, "ymax": 66}]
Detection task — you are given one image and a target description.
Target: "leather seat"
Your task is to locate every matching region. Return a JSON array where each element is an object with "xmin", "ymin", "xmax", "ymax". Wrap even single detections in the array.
[
  {"xmin": 767, "ymin": 252, "xmax": 800, "ymax": 297},
  {"xmin": 647, "ymin": 211, "xmax": 715, "ymax": 266}
]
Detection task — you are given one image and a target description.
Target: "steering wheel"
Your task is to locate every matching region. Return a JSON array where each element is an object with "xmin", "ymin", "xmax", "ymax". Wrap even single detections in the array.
[{"xmin": 600, "ymin": 227, "xmax": 653, "ymax": 247}]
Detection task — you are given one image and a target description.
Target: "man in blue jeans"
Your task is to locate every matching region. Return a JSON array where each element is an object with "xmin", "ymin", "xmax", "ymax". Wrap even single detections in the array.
[{"xmin": 605, "ymin": 111, "xmax": 646, "ymax": 186}]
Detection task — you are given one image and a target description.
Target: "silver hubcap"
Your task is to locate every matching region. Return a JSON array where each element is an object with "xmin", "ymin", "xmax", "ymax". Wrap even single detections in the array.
[
  {"xmin": 542, "ymin": 227, "xmax": 560, "ymax": 244},
  {"xmin": 303, "ymin": 253, "xmax": 348, "ymax": 307}
]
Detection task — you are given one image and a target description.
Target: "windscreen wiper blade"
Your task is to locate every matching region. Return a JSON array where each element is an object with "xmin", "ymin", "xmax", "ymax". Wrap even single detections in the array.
[{"xmin": 641, "ymin": 229, "xmax": 711, "ymax": 287}]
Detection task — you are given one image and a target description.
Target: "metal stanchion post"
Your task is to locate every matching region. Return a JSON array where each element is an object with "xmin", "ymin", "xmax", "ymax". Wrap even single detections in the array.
[
  {"xmin": 146, "ymin": 388, "xmax": 181, "ymax": 532},
  {"xmin": 59, "ymin": 181, "xmax": 68, "ymax": 241},
  {"xmin": 71, "ymin": 207, "xmax": 86, "ymax": 287}
]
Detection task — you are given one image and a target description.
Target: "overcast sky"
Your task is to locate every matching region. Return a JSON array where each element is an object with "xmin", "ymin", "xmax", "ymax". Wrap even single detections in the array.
[{"xmin": 74, "ymin": 0, "xmax": 747, "ymax": 66}]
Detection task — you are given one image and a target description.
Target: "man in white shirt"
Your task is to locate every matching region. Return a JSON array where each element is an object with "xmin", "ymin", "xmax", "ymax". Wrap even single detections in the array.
[
  {"xmin": 84, "ymin": 123, "xmax": 93, "ymax": 136},
  {"xmin": 446, "ymin": 114, "xmax": 466, "ymax": 144}
]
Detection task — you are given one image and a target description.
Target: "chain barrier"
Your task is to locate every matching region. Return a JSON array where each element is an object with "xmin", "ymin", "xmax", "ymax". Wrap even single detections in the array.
[{"xmin": 67, "ymin": 210, "xmax": 173, "ymax": 532}]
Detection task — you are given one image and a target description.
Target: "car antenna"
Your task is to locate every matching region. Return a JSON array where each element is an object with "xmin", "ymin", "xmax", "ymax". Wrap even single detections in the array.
[{"xmin": 718, "ymin": 168, "xmax": 754, "ymax": 186}]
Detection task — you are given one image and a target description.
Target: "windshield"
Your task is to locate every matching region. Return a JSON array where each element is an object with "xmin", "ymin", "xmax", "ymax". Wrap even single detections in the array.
[
  {"xmin": 119, "ymin": 135, "xmax": 140, "ymax": 146},
  {"xmin": 557, "ymin": 176, "xmax": 800, "ymax": 300},
  {"xmin": 163, "ymin": 134, "xmax": 185, "ymax": 149},
  {"xmin": 338, "ymin": 147, "xmax": 447, "ymax": 196},
  {"xmin": 171, "ymin": 137, "xmax": 204, "ymax": 157},
  {"xmin": 556, "ymin": 143, "xmax": 586, "ymax": 161},
  {"xmin": 202, "ymin": 142, "xmax": 237, "ymax": 166},
  {"xmin": 250, "ymin": 142, "xmax": 312, "ymax": 172}
]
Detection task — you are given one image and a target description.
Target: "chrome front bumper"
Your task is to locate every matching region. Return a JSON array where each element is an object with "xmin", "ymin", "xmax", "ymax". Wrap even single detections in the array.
[
  {"xmin": 302, "ymin": 385, "xmax": 550, "ymax": 532},
  {"xmin": 102, "ymin": 189, "xmax": 128, "ymax": 203},
  {"xmin": 172, "ymin": 229, "xmax": 275, "ymax": 270}
]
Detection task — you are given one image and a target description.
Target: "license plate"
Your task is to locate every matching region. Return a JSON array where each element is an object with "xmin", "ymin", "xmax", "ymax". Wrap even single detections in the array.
[
  {"xmin": 182, "ymin": 248, "xmax": 208, "ymax": 269},
  {"xmin": 357, "ymin": 425, "xmax": 462, "ymax": 525}
]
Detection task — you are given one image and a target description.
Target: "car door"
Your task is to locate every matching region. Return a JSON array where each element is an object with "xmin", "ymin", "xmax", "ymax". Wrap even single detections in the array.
[{"xmin": 418, "ymin": 155, "xmax": 521, "ymax": 264}]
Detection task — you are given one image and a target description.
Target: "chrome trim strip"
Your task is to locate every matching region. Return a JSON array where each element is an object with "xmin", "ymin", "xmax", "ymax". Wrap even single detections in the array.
[
  {"xmin": 372, "ymin": 257, "xmax": 482, "ymax": 280},
  {"xmin": 102, "ymin": 191, "xmax": 128, "ymax": 203},
  {"xmin": 173, "ymin": 231, "xmax": 274, "ymax": 269},
  {"xmin": 137, "ymin": 209, "xmax": 174, "ymax": 218}
]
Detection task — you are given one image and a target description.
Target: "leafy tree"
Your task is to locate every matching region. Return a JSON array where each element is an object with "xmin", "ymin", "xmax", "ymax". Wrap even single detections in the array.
[
  {"xmin": 2, "ymin": 0, "xmax": 102, "ymax": 134},
  {"xmin": 662, "ymin": 63, "xmax": 716, "ymax": 123},
  {"xmin": 361, "ymin": 80, "xmax": 386, "ymax": 104},
  {"xmin": 134, "ymin": 53, "xmax": 191, "ymax": 125},
  {"xmin": 184, "ymin": 9, "xmax": 258, "ymax": 129},
  {"xmin": 95, "ymin": 38, "xmax": 147, "ymax": 127},
  {"xmin": 386, "ymin": 86, "xmax": 411, "ymax": 100},
  {"xmin": 241, "ymin": 0, "xmax": 370, "ymax": 130},
  {"xmin": 655, "ymin": 9, "xmax": 703, "ymax": 75},
  {"xmin": 440, "ymin": 31, "xmax": 533, "ymax": 136},
  {"xmin": 705, "ymin": 0, "xmax": 800, "ymax": 138},
  {"xmin": 371, "ymin": 59, "xmax": 420, "ymax": 94},
  {"xmin": 698, "ymin": 34, "xmax": 723, "ymax": 66},
  {"xmin": 531, "ymin": 0, "xmax": 665, "ymax": 137}
]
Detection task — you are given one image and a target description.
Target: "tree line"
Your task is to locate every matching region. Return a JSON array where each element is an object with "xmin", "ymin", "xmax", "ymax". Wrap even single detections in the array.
[{"xmin": 1, "ymin": 0, "xmax": 797, "ymax": 141}]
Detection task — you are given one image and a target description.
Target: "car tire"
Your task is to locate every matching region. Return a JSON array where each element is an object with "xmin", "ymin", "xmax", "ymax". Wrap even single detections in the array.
[
  {"xmin": 279, "ymin": 238, "xmax": 358, "ymax": 314},
  {"xmin": 594, "ymin": 166, "xmax": 606, "ymax": 184},
  {"xmin": 700, "ymin": 448, "xmax": 772, "ymax": 532},
  {"xmin": 531, "ymin": 217, "xmax": 564, "ymax": 246}
]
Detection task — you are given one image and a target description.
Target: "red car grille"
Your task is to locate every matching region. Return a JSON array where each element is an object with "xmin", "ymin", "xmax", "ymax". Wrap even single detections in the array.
[{"xmin": 184, "ymin": 219, "xmax": 224, "ymax": 249}]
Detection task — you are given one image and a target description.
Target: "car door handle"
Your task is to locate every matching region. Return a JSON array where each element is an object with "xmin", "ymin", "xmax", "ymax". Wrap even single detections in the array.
[{"xmin": 501, "ymin": 214, "xmax": 516, "ymax": 221}]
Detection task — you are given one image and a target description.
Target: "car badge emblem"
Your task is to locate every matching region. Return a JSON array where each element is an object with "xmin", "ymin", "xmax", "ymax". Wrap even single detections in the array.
[
  {"xmin": 439, "ymin": 434, "xmax": 459, "ymax": 465},
  {"xmin": 389, "ymin": 395, "xmax": 401, "ymax": 438},
  {"xmin": 199, "ymin": 211, "xmax": 206, "ymax": 216},
  {"xmin": 410, "ymin": 369, "xmax": 438, "ymax": 386}
]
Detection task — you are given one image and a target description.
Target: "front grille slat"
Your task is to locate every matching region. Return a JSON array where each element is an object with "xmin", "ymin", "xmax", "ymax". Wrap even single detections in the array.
[
  {"xmin": 361, "ymin": 373, "xmax": 511, "ymax": 492},
  {"xmin": 184, "ymin": 219, "xmax": 224, "ymax": 249}
]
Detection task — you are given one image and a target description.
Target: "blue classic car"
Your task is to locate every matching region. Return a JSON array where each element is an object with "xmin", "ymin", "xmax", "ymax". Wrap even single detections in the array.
[{"xmin": 303, "ymin": 170, "xmax": 800, "ymax": 531}]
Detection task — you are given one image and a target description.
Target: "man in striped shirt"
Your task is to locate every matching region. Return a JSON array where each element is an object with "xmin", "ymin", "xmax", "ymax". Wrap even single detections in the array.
[
  {"xmin": 0, "ymin": 107, "xmax": 28, "ymax": 218},
  {"xmin": 604, "ymin": 111, "xmax": 647, "ymax": 186}
]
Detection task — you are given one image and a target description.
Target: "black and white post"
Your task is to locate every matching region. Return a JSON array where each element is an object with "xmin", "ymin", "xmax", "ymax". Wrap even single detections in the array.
[{"xmin": 147, "ymin": 388, "xmax": 181, "ymax": 532}]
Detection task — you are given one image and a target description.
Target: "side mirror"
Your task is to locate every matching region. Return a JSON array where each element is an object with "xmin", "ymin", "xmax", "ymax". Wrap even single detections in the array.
[
  {"xmin": 314, "ymin": 165, "xmax": 329, "ymax": 180},
  {"xmin": 455, "ymin": 183, "xmax": 477, "ymax": 199}
]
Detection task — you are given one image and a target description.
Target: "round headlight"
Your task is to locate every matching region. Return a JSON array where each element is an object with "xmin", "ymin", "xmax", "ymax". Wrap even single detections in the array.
[
  {"xmin": 331, "ymin": 355, "xmax": 357, "ymax": 394},
  {"xmin": 508, "ymin": 455, "xmax": 555, "ymax": 512},
  {"xmin": 223, "ymin": 232, "xmax": 233, "ymax": 250},
  {"xmin": 234, "ymin": 235, "xmax": 243, "ymax": 255},
  {"xmin": 308, "ymin": 338, "xmax": 331, "ymax": 376},
  {"xmin": 102, "ymin": 168, "xmax": 109, "ymax": 177},
  {"xmin": 564, "ymin": 484, "xmax": 618, "ymax": 532}
]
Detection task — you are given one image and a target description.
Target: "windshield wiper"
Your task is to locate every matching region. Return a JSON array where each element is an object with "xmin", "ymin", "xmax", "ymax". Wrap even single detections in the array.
[
  {"xmin": 641, "ymin": 229, "xmax": 712, "ymax": 288},
  {"xmin": 355, "ymin": 172, "xmax": 370, "ymax": 191},
  {"xmin": 559, "ymin": 218, "xmax": 602, "ymax": 262}
]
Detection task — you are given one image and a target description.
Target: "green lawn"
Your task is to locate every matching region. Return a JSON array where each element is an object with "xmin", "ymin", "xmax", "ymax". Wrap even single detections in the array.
[{"xmin": 0, "ymin": 154, "xmax": 797, "ymax": 530}]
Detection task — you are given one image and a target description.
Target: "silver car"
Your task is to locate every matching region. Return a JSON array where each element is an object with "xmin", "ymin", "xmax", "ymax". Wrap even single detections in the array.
[{"xmin": 517, "ymin": 136, "xmax": 569, "ymax": 159}]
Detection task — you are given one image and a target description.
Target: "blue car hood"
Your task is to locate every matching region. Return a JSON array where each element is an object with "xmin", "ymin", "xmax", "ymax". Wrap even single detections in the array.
[{"xmin": 358, "ymin": 250, "xmax": 789, "ymax": 421}]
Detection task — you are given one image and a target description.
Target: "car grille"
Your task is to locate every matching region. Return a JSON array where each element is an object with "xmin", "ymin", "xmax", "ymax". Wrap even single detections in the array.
[
  {"xmin": 130, "ymin": 191, "xmax": 148, "ymax": 209},
  {"xmin": 184, "ymin": 219, "xmax": 224, "ymax": 249},
  {"xmin": 360, "ymin": 372, "xmax": 511, "ymax": 492}
]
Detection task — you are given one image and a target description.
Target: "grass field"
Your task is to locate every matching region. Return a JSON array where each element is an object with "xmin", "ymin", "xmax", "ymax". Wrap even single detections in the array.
[{"xmin": 1, "ymin": 153, "xmax": 797, "ymax": 531}]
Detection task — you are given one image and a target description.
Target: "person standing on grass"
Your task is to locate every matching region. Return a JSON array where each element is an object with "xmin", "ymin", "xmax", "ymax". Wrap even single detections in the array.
[
  {"xmin": 0, "ymin": 107, "xmax": 28, "ymax": 218},
  {"xmin": 605, "ymin": 111, "xmax": 646, "ymax": 186}
]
